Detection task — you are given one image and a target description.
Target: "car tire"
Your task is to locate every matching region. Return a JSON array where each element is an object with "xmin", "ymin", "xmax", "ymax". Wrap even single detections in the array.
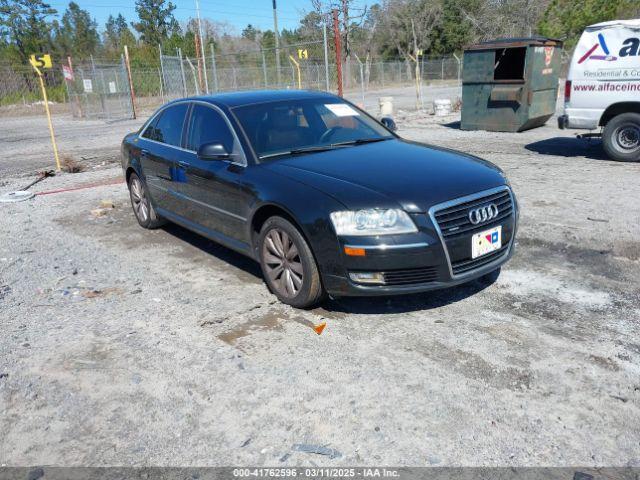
[
  {"xmin": 258, "ymin": 216, "xmax": 326, "ymax": 308},
  {"xmin": 602, "ymin": 113, "xmax": 640, "ymax": 162},
  {"xmin": 128, "ymin": 172, "xmax": 165, "ymax": 229}
]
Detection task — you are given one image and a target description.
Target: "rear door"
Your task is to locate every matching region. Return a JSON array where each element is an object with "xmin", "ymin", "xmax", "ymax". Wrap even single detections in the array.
[
  {"xmin": 138, "ymin": 102, "xmax": 189, "ymax": 212},
  {"xmin": 177, "ymin": 102, "xmax": 251, "ymax": 243}
]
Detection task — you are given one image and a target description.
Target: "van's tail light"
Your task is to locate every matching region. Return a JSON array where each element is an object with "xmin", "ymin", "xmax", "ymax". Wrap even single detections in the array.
[{"xmin": 564, "ymin": 80, "xmax": 572, "ymax": 103}]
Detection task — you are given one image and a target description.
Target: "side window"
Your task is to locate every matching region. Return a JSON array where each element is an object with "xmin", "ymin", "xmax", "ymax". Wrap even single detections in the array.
[
  {"xmin": 141, "ymin": 114, "xmax": 161, "ymax": 140},
  {"xmin": 186, "ymin": 104, "xmax": 235, "ymax": 153},
  {"xmin": 149, "ymin": 103, "xmax": 188, "ymax": 146}
]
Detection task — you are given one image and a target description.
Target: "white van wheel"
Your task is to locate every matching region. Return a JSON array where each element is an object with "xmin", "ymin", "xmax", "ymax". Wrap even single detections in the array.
[{"xmin": 603, "ymin": 113, "xmax": 640, "ymax": 162}]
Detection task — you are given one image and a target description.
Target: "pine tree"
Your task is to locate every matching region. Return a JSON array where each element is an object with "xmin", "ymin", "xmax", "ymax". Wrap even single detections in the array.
[
  {"xmin": 57, "ymin": 1, "xmax": 99, "ymax": 58},
  {"xmin": 132, "ymin": 0, "xmax": 178, "ymax": 46},
  {"xmin": 0, "ymin": 0, "xmax": 57, "ymax": 64}
]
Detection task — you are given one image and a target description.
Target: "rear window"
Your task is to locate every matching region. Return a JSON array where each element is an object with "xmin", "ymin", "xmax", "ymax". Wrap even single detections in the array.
[{"xmin": 143, "ymin": 103, "xmax": 188, "ymax": 146}]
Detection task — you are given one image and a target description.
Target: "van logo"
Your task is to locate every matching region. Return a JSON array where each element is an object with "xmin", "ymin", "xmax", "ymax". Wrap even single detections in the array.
[{"xmin": 578, "ymin": 33, "xmax": 618, "ymax": 64}]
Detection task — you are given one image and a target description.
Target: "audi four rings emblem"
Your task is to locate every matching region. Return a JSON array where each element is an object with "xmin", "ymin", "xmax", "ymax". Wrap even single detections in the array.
[{"xmin": 469, "ymin": 204, "xmax": 499, "ymax": 225}]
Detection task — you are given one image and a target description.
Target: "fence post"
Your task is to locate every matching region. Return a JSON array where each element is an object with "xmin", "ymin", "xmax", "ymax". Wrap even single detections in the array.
[
  {"xmin": 210, "ymin": 43, "xmax": 219, "ymax": 92},
  {"xmin": 354, "ymin": 53, "xmax": 365, "ymax": 106},
  {"xmin": 159, "ymin": 44, "xmax": 166, "ymax": 101},
  {"xmin": 158, "ymin": 68, "xmax": 164, "ymax": 103},
  {"xmin": 123, "ymin": 45, "xmax": 137, "ymax": 119},
  {"xmin": 185, "ymin": 56, "xmax": 200, "ymax": 95},
  {"xmin": 261, "ymin": 49, "xmax": 268, "ymax": 87},
  {"xmin": 453, "ymin": 53, "xmax": 461, "ymax": 85},
  {"xmin": 332, "ymin": 9, "xmax": 343, "ymax": 97},
  {"xmin": 323, "ymin": 23, "xmax": 330, "ymax": 92},
  {"xmin": 178, "ymin": 48, "xmax": 187, "ymax": 97}
]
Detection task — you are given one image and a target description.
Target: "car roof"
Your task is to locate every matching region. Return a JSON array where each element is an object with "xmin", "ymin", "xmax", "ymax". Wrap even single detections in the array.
[{"xmin": 176, "ymin": 89, "xmax": 340, "ymax": 108}]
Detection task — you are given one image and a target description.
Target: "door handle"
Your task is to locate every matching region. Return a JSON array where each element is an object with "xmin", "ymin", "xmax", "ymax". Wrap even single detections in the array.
[
  {"xmin": 177, "ymin": 161, "xmax": 189, "ymax": 169},
  {"xmin": 140, "ymin": 149, "xmax": 149, "ymax": 157}
]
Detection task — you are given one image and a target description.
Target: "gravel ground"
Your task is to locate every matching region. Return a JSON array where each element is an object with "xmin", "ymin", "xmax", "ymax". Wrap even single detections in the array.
[{"xmin": 0, "ymin": 108, "xmax": 639, "ymax": 467}]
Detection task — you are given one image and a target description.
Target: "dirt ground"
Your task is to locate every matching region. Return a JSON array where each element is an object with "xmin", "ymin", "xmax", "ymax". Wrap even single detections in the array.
[{"xmin": 0, "ymin": 104, "xmax": 639, "ymax": 467}]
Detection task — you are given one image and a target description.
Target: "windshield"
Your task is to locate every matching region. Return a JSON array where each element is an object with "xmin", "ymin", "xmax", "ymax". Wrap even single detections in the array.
[{"xmin": 232, "ymin": 98, "xmax": 394, "ymax": 160}]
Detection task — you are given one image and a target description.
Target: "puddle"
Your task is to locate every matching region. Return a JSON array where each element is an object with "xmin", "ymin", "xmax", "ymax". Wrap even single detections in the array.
[
  {"xmin": 217, "ymin": 310, "xmax": 329, "ymax": 347},
  {"xmin": 218, "ymin": 309, "xmax": 286, "ymax": 346}
]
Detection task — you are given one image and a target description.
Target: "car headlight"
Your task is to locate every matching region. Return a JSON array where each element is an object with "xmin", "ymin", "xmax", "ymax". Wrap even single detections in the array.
[{"xmin": 330, "ymin": 209, "xmax": 417, "ymax": 236}]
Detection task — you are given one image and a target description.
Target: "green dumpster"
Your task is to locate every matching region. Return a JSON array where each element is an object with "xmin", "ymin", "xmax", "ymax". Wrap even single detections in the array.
[{"xmin": 461, "ymin": 37, "xmax": 563, "ymax": 132}]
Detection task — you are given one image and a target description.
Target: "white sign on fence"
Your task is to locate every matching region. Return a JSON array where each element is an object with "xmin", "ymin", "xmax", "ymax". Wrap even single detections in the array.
[
  {"xmin": 108, "ymin": 81, "xmax": 117, "ymax": 94},
  {"xmin": 83, "ymin": 79, "xmax": 93, "ymax": 93}
]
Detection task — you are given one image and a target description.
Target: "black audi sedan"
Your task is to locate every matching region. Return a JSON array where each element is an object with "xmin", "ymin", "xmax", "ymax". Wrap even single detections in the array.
[{"xmin": 121, "ymin": 90, "xmax": 518, "ymax": 308}]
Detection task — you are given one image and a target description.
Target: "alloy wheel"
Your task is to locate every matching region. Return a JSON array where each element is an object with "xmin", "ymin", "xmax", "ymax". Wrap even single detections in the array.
[
  {"xmin": 130, "ymin": 177, "xmax": 149, "ymax": 223},
  {"xmin": 262, "ymin": 228, "xmax": 304, "ymax": 298}
]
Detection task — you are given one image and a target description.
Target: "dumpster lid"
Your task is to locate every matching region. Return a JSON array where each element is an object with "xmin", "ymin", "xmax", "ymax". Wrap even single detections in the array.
[{"xmin": 465, "ymin": 36, "xmax": 562, "ymax": 51}]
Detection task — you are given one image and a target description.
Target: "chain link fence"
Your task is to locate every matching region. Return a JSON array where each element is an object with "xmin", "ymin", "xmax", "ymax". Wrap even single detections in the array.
[
  {"xmin": 0, "ymin": 65, "xmax": 67, "ymax": 117},
  {"xmin": 66, "ymin": 59, "xmax": 134, "ymax": 121},
  {"xmin": 0, "ymin": 46, "xmax": 470, "ymax": 119}
]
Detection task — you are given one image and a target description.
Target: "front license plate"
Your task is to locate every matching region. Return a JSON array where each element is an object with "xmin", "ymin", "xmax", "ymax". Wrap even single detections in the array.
[{"xmin": 472, "ymin": 226, "xmax": 502, "ymax": 259}]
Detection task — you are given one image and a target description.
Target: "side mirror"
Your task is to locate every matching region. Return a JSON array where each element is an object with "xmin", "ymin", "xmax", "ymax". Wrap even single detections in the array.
[
  {"xmin": 380, "ymin": 116, "xmax": 397, "ymax": 132},
  {"xmin": 197, "ymin": 142, "xmax": 230, "ymax": 160}
]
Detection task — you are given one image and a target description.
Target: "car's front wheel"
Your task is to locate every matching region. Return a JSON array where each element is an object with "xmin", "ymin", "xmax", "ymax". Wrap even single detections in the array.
[
  {"xmin": 128, "ymin": 172, "xmax": 165, "ymax": 229},
  {"xmin": 258, "ymin": 216, "xmax": 325, "ymax": 308},
  {"xmin": 603, "ymin": 113, "xmax": 640, "ymax": 162}
]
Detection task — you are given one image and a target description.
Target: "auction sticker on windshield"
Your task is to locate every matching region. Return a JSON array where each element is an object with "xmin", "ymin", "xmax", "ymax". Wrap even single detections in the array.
[
  {"xmin": 472, "ymin": 225, "xmax": 502, "ymax": 259},
  {"xmin": 325, "ymin": 103, "xmax": 359, "ymax": 116}
]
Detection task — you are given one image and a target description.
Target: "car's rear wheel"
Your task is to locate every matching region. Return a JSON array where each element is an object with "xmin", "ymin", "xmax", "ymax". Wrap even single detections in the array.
[
  {"xmin": 603, "ymin": 113, "xmax": 640, "ymax": 162},
  {"xmin": 128, "ymin": 172, "xmax": 165, "ymax": 229},
  {"xmin": 258, "ymin": 216, "xmax": 325, "ymax": 308}
]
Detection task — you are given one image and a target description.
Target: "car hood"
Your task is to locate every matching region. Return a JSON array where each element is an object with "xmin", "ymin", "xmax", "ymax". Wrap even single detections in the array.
[{"xmin": 263, "ymin": 139, "xmax": 506, "ymax": 212}]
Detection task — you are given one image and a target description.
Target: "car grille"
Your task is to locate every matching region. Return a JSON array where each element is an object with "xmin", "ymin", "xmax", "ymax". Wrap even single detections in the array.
[
  {"xmin": 434, "ymin": 189, "xmax": 513, "ymax": 238},
  {"xmin": 451, "ymin": 244, "xmax": 509, "ymax": 275},
  {"xmin": 382, "ymin": 267, "xmax": 438, "ymax": 286}
]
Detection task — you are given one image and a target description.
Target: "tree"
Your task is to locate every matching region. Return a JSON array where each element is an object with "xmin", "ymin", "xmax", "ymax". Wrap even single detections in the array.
[
  {"xmin": 297, "ymin": 11, "xmax": 323, "ymax": 40},
  {"xmin": 539, "ymin": 0, "xmax": 640, "ymax": 50},
  {"xmin": 131, "ymin": 0, "xmax": 178, "ymax": 46},
  {"xmin": 56, "ymin": 2, "xmax": 99, "ymax": 58},
  {"xmin": 241, "ymin": 24, "xmax": 260, "ymax": 43},
  {"xmin": 382, "ymin": 0, "xmax": 443, "ymax": 107},
  {"xmin": 429, "ymin": 0, "xmax": 479, "ymax": 55},
  {"xmin": 104, "ymin": 13, "xmax": 134, "ymax": 51},
  {"xmin": 0, "ymin": 0, "xmax": 57, "ymax": 64}
]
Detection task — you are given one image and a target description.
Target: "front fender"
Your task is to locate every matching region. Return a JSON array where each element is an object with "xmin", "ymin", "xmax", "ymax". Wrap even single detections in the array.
[{"xmin": 246, "ymin": 167, "xmax": 348, "ymax": 278}]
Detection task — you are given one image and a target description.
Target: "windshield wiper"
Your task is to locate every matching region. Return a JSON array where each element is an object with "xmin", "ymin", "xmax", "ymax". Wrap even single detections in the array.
[
  {"xmin": 330, "ymin": 137, "xmax": 393, "ymax": 147},
  {"xmin": 259, "ymin": 144, "xmax": 347, "ymax": 160},
  {"xmin": 258, "ymin": 137, "xmax": 393, "ymax": 160}
]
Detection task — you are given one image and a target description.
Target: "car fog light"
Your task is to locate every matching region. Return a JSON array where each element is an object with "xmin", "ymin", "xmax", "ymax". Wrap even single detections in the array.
[{"xmin": 349, "ymin": 272, "xmax": 385, "ymax": 285}]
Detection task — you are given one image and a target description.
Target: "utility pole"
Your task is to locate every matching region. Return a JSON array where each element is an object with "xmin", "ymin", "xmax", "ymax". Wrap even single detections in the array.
[
  {"xmin": 272, "ymin": 0, "xmax": 281, "ymax": 86},
  {"xmin": 332, "ymin": 9, "xmax": 343, "ymax": 97},
  {"xmin": 194, "ymin": 0, "xmax": 209, "ymax": 93}
]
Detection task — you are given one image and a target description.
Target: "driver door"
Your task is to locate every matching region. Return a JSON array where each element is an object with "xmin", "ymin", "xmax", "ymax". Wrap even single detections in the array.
[{"xmin": 176, "ymin": 102, "xmax": 250, "ymax": 243}]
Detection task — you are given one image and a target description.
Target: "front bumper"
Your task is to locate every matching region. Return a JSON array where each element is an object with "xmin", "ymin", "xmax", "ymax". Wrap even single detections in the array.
[{"xmin": 322, "ymin": 186, "xmax": 518, "ymax": 297}]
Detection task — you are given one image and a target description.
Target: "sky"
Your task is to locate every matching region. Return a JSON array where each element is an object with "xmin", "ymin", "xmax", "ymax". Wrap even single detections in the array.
[{"xmin": 45, "ymin": 0, "xmax": 370, "ymax": 34}]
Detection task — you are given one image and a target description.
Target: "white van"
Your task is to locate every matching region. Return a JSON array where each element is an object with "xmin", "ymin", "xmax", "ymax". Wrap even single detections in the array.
[{"xmin": 558, "ymin": 19, "xmax": 640, "ymax": 161}]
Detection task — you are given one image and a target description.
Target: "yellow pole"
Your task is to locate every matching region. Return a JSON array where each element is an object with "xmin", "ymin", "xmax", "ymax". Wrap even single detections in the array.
[
  {"xmin": 33, "ymin": 64, "xmax": 61, "ymax": 171},
  {"xmin": 288, "ymin": 55, "xmax": 302, "ymax": 89}
]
